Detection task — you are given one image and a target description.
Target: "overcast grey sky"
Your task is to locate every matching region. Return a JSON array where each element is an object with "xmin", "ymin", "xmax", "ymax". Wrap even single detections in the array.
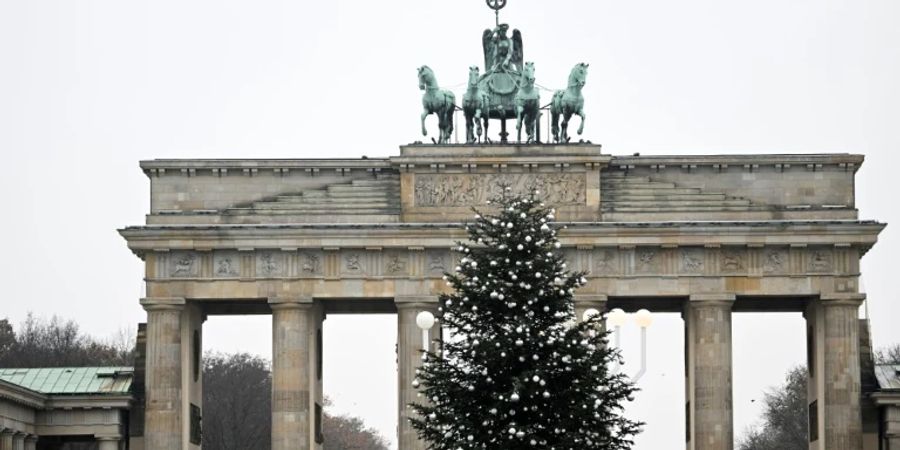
[{"xmin": 1, "ymin": 0, "xmax": 898, "ymax": 448}]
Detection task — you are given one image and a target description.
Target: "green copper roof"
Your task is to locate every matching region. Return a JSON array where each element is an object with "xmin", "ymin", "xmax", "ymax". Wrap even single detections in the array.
[
  {"xmin": 875, "ymin": 364, "xmax": 900, "ymax": 391},
  {"xmin": 0, "ymin": 367, "xmax": 133, "ymax": 395}
]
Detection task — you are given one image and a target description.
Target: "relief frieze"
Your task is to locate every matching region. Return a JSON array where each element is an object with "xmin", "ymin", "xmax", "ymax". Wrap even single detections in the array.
[
  {"xmin": 170, "ymin": 252, "xmax": 199, "ymax": 278},
  {"xmin": 414, "ymin": 173, "xmax": 586, "ymax": 207},
  {"xmin": 808, "ymin": 248, "xmax": 833, "ymax": 272},
  {"xmin": 214, "ymin": 252, "xmax": 240, "ymax": 278},
  {"xmin": 300, "ymin": 252, "xmax": 322, "ymax": 276},
  {"xmin": 256, "ymin": 252, "xmax": 284, "ymax": 277},
  {"xmin": 680, "ymin": 249, "xmax": 704, "ymax": 273}
]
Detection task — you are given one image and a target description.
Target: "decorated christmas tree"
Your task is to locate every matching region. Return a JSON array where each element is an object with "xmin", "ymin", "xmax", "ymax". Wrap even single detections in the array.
[{"xmin": 410, "ymin": 188, "xmax": 642, "ymax": 449}]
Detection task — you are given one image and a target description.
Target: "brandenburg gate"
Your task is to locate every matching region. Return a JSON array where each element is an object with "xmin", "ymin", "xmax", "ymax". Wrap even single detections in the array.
[{"xmin": 120, "ymin": 144, "xmax": 883, "ymax": 450}]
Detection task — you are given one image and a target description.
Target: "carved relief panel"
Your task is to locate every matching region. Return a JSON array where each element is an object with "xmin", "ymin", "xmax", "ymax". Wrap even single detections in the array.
[
  {"xmin": 414, "ymin": 173, "xmax": 586, "ymax": 207},
  {"xmin": 256, "ymin": 252, "xmax": 284, "ymax": 277},
  {"xmin": 169, "ymin": 252, "xmax": 199, "ymax": 278},
  {"xmin": 213, "ymin": 251, "xmax": 240, "ymax": 278}
]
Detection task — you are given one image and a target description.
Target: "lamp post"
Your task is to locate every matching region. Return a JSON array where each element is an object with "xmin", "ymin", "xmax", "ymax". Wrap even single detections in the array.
[
  {"xmin": 605, "ymin": 308, "xmax": 653, "ymax": 382},
  {"xmin": 415, "ymin": 311, "xmax": 436, "ymax": 356}
]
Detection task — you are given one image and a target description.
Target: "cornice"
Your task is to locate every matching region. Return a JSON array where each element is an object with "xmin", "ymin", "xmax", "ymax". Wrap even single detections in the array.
[{"xmin": 0, "ymin": 380, "xmax": 47, "ymax": 409}]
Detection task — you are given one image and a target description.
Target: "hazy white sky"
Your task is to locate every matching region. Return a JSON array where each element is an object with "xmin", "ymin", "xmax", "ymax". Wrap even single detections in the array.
[{"xmin": 1, "ymin": 0, "xmax": 898, "ymax": 448}]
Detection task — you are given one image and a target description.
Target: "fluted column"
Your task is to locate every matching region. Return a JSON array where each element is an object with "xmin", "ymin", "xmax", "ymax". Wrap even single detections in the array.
[
  {"xmin": 270, "ymin": 297, "xmax": 315, "ymax": 450},
  {"xmin": 97, "ymin": 436, "xmax": 120, "ymax": 450},
  {"xmin": 0, "ymin": 429, "xmax": 13, "ymax": 450},
  {"xmin": 821, "ymin": 294, "xmax": 864, "ymax": 449},
  {"xmin": 11, "ymin": 433, "xmax": 24, "ymax": 450},
  {"xmin": 396, "ymin": 297, "xmax": 439, "ymax": 450},
  {"xmin": 685, "ymin": 294, "xmax": 734, "ymax": 450},
  {"xmin": 22, "ymin": 436, "xmax": 35, "ymax": 450},
  {"xmin": 141, "ymin": 297, "xmax": 185, "ymax": 450}
]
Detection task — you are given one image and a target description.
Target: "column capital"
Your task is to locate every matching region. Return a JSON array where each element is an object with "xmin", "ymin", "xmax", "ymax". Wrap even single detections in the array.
[
  {"xmin": 574, "ymin": 294, "xmax": 608, "ymax": 304},
  {"xmin": 819, "ymin": 292, "xmax": 866, "ymax": 307},
  {"xmin": 140, "ymin": 297, "xmax": 185, "ymax": 312},
  {"xmin": 95, "ymin": 435, "xmax": 121, "ymax": 441},
  {"xmin": 268, "ymin": 297, "xmax": 314, "ymax": 311},
  {"xmin": 688, "ymin": 293, "xmax": 736, "ymax": 307},
  {"xmin": 0, "ymin": 428, "xmax": 15, "ymax": 435},
  {"xmin": 395, "ymin": 296, "xmax": 439, "ymax": 309},
  {"xmin": 24, "ymin": 435, "xmax": 38, "ymax": 442}
]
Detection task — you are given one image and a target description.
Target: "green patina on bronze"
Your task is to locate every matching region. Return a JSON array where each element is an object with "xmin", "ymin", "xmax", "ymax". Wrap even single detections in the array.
[{"xmin": 417, "ymin": 0, "xmax": 589, "ymax": 144}]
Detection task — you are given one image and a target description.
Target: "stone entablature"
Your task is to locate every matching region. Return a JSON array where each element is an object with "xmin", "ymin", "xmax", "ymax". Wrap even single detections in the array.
[{"xmin": 122, "ymin": 220, "xmax": 880, "ymax": 307}]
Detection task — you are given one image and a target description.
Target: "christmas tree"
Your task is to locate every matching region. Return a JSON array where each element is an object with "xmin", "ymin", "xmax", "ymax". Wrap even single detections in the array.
[{"xmin": 410, "ymin": 188, "xmax": 642, "ymax": 449}]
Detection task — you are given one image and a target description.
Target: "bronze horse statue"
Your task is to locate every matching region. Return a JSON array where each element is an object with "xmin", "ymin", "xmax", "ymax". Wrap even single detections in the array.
[
  {"xmin": 462, "ymin": 66, "xmax": 490, "ymax": 144},
  {"xmin": 418, "ymin": 65, "xmax": 456, "ymax": 144},
  {"xmin": 514, "ymin": 62, "xmax": 540, "ymax": 143},
  {"xmin": 551, "ymin": 63, "xmax": 588, "ymax": 143}
]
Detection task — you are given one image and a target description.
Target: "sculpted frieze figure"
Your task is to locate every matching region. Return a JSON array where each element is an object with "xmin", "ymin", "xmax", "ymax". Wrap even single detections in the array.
[
  {"xmin": 257, "ymin": 253, "xmax": 281, "ymax": 276},
  {"xmin": 215, "ymin": 256, "xmax": 238, "ymax": 277},
  {"xmin": 428, "ymin": 253, "xmax": 446, "ymax": 273},
  {"xmin": 680, "ymin": 249, "xmax": 704, "ymax": 273},
  {"xmin": 721, "ymin": 249, "xmax": 745, "ymax": 272},
  {"xmin": 171, "ymin": 253, "xmax": 197, "ymax": 277},
  {"xmin": 345, "ymin": 254, "xmax": 362, "ymax": 272},
  {"xmin": 301, "ymin": 253, "xmax": 321, "ymax": 274},
  {"xmin": 387, "ymin": 255, "xmax": 407, "ymax": 275},
  {"xmin": 414, "ymin": 173, "xmax": 585, "ymax": 207},
  {"xmin": 594, "ymin": 249, "xmax": 616, "ymax": 274},
  {"xmin": 764, "ymin": 249, "xmax": 786, "ymax": 273},
  {"xmin": 808, "ymin": 249, "xmax": 833, "ymax": 272}
]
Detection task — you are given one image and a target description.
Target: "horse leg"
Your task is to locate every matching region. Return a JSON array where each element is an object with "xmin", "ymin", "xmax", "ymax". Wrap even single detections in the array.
[
  {"xmin": 421, "ymin": 111, "xmax": 429, "ymax": 137},
  {"xmin": 484, "ymin": 116, "xmax": 490, "ymax": 143},
  {"xmin": 551, "ymin": 110, "xmax": 560, "ymax": 143},
  {"xmin": 475, "ymin": 108, "xmax": 483, "ymax": 142},
  {"xmin": 561, "ymin": 111, "xmax": 572, "ymax": 143},
  {"xmin": 516, "ymin": 105, "xmax": 524, "ymax": 143},
  {"xmin": 465, "ymin": 112, "xmax": 474, "ymax": 144},
  {"xmin": 577, "ymin": 108, "xmax": 586, "ymax": 135}
]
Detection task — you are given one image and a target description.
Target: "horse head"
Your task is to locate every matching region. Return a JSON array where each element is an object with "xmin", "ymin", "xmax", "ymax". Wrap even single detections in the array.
[
  {"xmin": 468, "ymin": 66, "xmax": 481, "ymax": 87},
  {"xmin": 418, "ymin": 65, "xmax": 436, "ymax": 90},
  {"xmin": 521, "ymin": 61, "xmax": 536, "ymax": 87},
  {"xmin": 567, "ymin": 62, "xmax": 589, "ymax": 89}
]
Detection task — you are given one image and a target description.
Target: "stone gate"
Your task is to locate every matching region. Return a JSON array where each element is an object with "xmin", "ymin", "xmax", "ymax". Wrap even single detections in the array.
[{"xmin": 120, "ymin": 144, "xmax": 884, "ymax": 450}]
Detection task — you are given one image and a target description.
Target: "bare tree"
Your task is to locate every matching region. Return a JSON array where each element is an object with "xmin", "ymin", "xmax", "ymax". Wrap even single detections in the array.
[
  {"xmin": 876, "ymin": 344, "xmax": 900, "ymax": 365},
  {"xmin": 737, "ymin": 366, "xmax": 808, "ymax": 450},
  {"xmin": 323, "ymin": 409, "xmax": 390, "ymax": 450},
  {"xmin": 0, "ymin": 313, "xmax": 133, "ymax": 367},
  {"xmin": 202, "ymin": 352, "xmax": 273, "ymax": 450},
  {"xmin": 201, "ymin": 352, "xmax": 390, "ymax": 450}
]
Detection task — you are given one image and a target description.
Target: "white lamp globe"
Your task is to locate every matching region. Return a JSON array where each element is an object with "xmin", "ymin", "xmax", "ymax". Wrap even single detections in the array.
[
  {"xmin": 416, "ymin": 311, "xmax": 436, "ymax": 330},
  {"xmin": 582, "ymin": 308, "xmax": 601, "ymax": 322},
  {"xmin": 607, "ymin": 308, "xmax": 627, "ymax": 327},
  {"xmin": 635, "ymin": 309, "xmax": 654, "ymax": 328}
]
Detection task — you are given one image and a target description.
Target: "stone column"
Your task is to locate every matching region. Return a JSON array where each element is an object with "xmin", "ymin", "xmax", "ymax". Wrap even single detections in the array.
[
  {"xmin": 96, "ymin": 436, "xmax": 120, "ymax": 450},
  {"xmin": 22, "ymin": 436, "xmax": 35, "ymax": 450},
  {"xmin": 396, "ymin": 297, "xmax": 439, "ymax": 450},
  {"xmin": 0, "ymin": 430, "xmax": 13, "ymax": 450},
  {"xmin": 12, "ymin": 433, "xmax": 25, "ymax": 450},
  {"xmin": 140, "ymin": 297, "xmax": 185, "ymax": 450},
  {"xmin": 685, "ymin": 294, "xmax": 735, "ymax": 450},
  {"xmin": 270, "ymin": 297, "xmax": 315, "ymax": 450},
  {"xmin": 820, "ymin": 294, "xmax": 864, "ymax": 449}
]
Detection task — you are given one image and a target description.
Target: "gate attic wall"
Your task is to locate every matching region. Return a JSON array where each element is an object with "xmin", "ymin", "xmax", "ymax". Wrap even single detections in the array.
[{"xmin": 121, "ymin": 145, "xmax": 884, "ymax": 450}]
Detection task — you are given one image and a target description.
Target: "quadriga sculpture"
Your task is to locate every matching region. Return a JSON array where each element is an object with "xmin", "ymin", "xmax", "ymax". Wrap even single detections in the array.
[
  {"xmin": 462, "ymin": 66, "xmax": 490, "ymax": 144},
  {"xmin": 514, "ymin": 61, "xmax": 539, "ymax": 144},
  {"xmin": 551, "ymin": 63, "xmax": 588, "ymax": 143},
  {"xmin": 418, "ymin": 66, "xmax": 457, "ymax": 144}
]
